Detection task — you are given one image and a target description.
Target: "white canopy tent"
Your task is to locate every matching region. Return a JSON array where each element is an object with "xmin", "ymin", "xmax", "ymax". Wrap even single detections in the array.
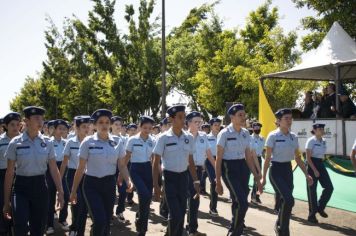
[{"xmin": 262, "ymin": 22, "xmax": 356, "ymax": 81}]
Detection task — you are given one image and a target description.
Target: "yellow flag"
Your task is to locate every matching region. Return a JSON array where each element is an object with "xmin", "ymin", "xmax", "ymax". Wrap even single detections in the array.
[{"xmin": 258, "ymin": 80, "xmax": 276, "ymax": 139}]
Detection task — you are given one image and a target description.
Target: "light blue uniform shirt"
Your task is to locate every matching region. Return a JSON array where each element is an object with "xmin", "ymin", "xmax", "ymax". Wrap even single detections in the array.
[
  {"xmin": 153, "ymin": 128, "xmax": 195, "ymax": 173},
  {"xmin": 52, "ymin": 137, "xmax": 66, "ymax": 162},
  {"xmin": 0, "ymin": 133, "xmax": 11, "ymax": 169},
  {"xmin": 5, "ymin": 132, "xmax": 55, "ymax": 176},
  {"xmin": 217, "ymin": 124, "xmax": 251, "ymax": 160},
  {"xmin": 207, "ymin": 132, "xmax": 217, "ymax": 157},
  {"xmin": 250, "ymin": 134, "xmax": 265, "ymax": 157},
  {"xmin": 305, "ymin": 136, "xmax": 326, "ymax": 159},
  {"xmin": 63, "ymin": 136, "xmax": 81, "ymax": 169},
  {"xmin": 353, "ymin": 139, "xmax": 356, "ymax": 151},
  {"xmin": 126, "ymin": 134, "xmax": 155, "ymax": 163},
  {"xmin": 192, "ymin": 131, "xmax": 210, "ymax": 166},
  {"xmin": 78, "ymin": 133, "xmax": 125, "ymax": 178},
  {"xmin": 265, "ymin": 128, "xmax": 299, "ymax": 163}
]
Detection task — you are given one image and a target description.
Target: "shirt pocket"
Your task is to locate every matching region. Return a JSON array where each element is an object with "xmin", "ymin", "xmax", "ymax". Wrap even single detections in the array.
[
  {"xmin": 226, "ymin": 138, "xmax": 238, "ymax": 151},
  {"xmin": 16, "ymin": 147, "xmax": 31, "ymax": 156},
  {"xmin": 88, "ymin": 148, "xmax": 105, "ymax": 158},
  {"xmin": 165, "ymin": 143, "xmax": 179, "ymax": 153},
  {"xmin": 133, "ymin": 145, "xmax": 145, "ymax": 155}
]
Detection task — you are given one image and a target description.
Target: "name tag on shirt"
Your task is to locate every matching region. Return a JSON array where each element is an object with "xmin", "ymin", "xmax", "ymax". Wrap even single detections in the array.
[
  {"xmin": 89, "ymin": 146, "xmax": 104, "ymax": 150},
  {"xmin": 275, "ymin": 140, "xmax": 285, "ymax": 143},
  {"xmin": 166, "ymin": 143, "xmax": 177, "ymax": 147},
  {"xmin": 227, "ymin": 137, "xmax": 236, "ymax": 141}
]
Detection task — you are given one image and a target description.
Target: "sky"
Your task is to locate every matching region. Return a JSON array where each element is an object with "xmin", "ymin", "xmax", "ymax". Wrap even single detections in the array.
[{"xmin": 0, "ymin": 0, "xmax": 316, "ymax": 116}]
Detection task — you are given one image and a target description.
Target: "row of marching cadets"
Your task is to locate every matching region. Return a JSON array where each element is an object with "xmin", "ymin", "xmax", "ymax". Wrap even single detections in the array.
[{"xmin": 0, "ymin": 104, "xmax": 354, "ymax": 236}]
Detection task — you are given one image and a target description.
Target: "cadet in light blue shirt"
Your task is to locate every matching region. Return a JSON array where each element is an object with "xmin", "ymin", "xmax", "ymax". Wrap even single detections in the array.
[
  {"xmin": 46, "ymin": 119, "xmax": 71, "ymax": 233},
  {"xmin": 250, "ymin": 122, "xmax": 265, "ymax": 204},
  {"xmin": 215, "ymin": 104, "xmax": 260, "ymax": 236},
  {"xmin": 205, "ymin": 117, "xmax": 222, "ymax": 216},
  {"xmin": 261, "ymin": 108, "xmax": 313, "ymax": 236},
  {"xmin": 152, "ymin": 105, "xmax": 200, "ymax": 236},
  {"xmin": 0, "ymin": 112, "xmax": 21, "ymax": 233},
  {"xmin": 120, "ymin": 116, "xmax": 156, "ymax": 235},
  {"xmin": 305, "ymin": 123, "xmax": 333, "ymax": 223},
  {"xmin": 60, "ymin": 115, "xmax": 91, "ymax": 235},
  {"xmin": 185, "ymin": 111, "xmax": 215, "ymax": 235},
  {"xmin": 69, "ymin": 109, "xmax": 130, "ymax": 235},
  {"xmin": 4, "ymin": 106, "xmax": 64, "ymax": 235}
]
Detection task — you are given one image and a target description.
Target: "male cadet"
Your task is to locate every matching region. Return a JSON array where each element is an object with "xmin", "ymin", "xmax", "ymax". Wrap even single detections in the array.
[
  {"xmin": 250, "ymin": 122, "xmax": 265, "ymax": 204},
  {"xmin": 153, "ymin": 105, "xmax": 200, "ymax": 236}
]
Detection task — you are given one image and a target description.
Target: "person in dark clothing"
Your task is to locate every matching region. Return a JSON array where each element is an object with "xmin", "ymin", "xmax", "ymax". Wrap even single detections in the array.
[
  {"xmin": 338, "ymin": 93, "xmax": 356, "ymax": 118},
  {"xmin": 302, "ymin": 91, "xmax": 315, "ymax": 118},
  {"xmin": 319, "ymin": 84, "xmax": 336, "ymax": 118}
]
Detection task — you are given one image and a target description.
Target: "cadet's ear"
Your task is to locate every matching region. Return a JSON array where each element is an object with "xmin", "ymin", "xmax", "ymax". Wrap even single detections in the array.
[{"xmin": 168, "ymin": 116, "xmax": 174, "ymax": 123}]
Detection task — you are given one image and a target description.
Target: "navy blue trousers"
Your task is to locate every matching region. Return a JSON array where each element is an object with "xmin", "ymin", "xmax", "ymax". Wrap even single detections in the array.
[
  {"xmin": 187, "ymin": 166, "xmax": 203, "ymax": 234},
  {"xmin": 0, "ymin": 169, "xmax": 10, "ymax": 234},
  {"xmin": 205, "ymin": 157, "xmax": 218, "ymax": 211},
  {"xmin": 222, "ymin": 159, "xmax": 250, "ymax": 236},
  {"xmin": 66, "ymin": 168, "xmax": 88, "ymax": 236},
  {"xmin": 130, "ymin": 162, "xmax": 153, "ymax": 234},
  {"xmin": 269, "ymin": 162, "xmax": 294, "ymax": 236},
  {"xmin": 163, "ymin": 170, "xmax": 188, "ymax": 236},
  {"xmin": 46, "ymin": 162, "xmax": 69, "ymax": 227},
  {"xmin": 12, "ymin": 175, "xmax": 48, "ymax": 236},
  {"xmin": 83, "ymin": 174, "xmax": 116, "ymax": 236},
  {"xmin": 116, "ymin": 162, "xmax": 133, "ymax": 215},
  {"xmin": 307, "ymin": 158, "xmax": 333, "ymax": 217}
]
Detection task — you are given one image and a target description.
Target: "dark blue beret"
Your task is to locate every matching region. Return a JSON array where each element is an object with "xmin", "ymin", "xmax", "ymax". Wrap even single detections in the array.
[
  {"xmin": 127, "ymin": 123, "xmax": 138, "ymax": 129},
  {"xmin": 201, "ymin": 123, "xmax": 210, "ymax": 129},
  {"xmin": 23, "ymin": 106, "xmax": 45, "ymax": 118},
  {"xmin": 312, "ymin": 123, "xmax": 325, "ymax": 129},
  {"xmin": 252, "ymin": 122, "xmax": 262, "ymax": 129},
  {"xmin": 3, "ymin": 112, "xmax": 21, "ymax": 125},
  {"xmin": 54, "ymin": 119, "xmax": 69, "ymax": 129},
  {"xmin": 160, "ymin": 117, "xmax": 168, "ymax": 126},
  {"xmin": 91, "ymin": 109, "xmax": 112, "ymax": 123},
  {"xmin": 167, "ymin": 105, "xmax": 185, "ymax": 117},
  {"xmin": 209, "ymin": 117, "xmax": 222, "ymax": 125},
  {"xmin": 275, "ymin": 108, "xmax": 292, "ymax": 119},
  {"xmin": 74, "ymin": 115, "xmax": 91, "ymax": 127},
  {"xmin": 227, "ymin": 104, "xmax": 245, "ymax": 115},
  {"xmin": 111, "ymin": 116, "xmax": 122, "ymax": 123},
  {"xmin": 139, "ymin": 116, "xmax": 155, "ymax": 125},
  {"xmin": 47, "ymin": 120, "xmax": 55, "ymax": 127},
  {"xmin": 186, "ymin": 111, "xmax": 201, "ymax": 121}
]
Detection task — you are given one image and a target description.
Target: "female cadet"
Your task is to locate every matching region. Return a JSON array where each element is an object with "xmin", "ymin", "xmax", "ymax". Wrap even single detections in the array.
[
  {"xmin": 206, "ymin": 117, "xmax": 222, "ymax": 216},
  {"xmin": 60, "ymin": 116, "xmax": 90, "ymax": 236},
  {"xmin": 306, "ymin": 123, "xmax": 333, "ymax": 223},
  {"xmin": 120, "ymin": 116, "xmax": 155, "ymax": 236},
  {"xmin": 47, "ymin": 119, "xmax": 70, "ymax": 234},
  {"xmin": 69, "ymin": 109, "xmax": 131, "ymax": 235},
  {"xmin": 153, "ymin": 105, "xmax": 200, "ymax": 236},
  {"xmin": 0, "ymin": 112, "xmax": 21, "ymax": 234},
  {"xmin": 260, "ymin": 108, "xmax": 313, "ymax": 236},
  {"xmin": 3, "ymin": 106, "xmax": 64, "ymax": 235},
  {"xmin": 186, "ymin": 111, "xmax": 215, "ymax": 236},
  {"xmin": 215, "ymin": 104, "xmax": 261, "ymax": 236}
]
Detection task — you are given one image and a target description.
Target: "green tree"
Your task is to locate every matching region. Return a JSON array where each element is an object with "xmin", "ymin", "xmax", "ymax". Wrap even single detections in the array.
[{"xmin": 292, "ymin": 0, "xmax": 356, "ymax": 51}]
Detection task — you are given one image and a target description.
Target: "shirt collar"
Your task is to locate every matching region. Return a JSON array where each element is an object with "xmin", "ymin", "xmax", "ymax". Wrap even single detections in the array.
[
  {"xmin": 227, "ymin": 124, "xmax": 243, "ymax": 134},
  {"xmin": 21, "ymin": 131, "xmax": 44, "ymax": 142},
  {"xmin": 93, "ymin": 132, "xmax": 114, "ymax": 141}
]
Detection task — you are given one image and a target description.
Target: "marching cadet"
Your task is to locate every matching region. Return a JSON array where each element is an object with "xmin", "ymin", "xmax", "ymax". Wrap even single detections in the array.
[
  {"xmin": 158, "ymin": 117, "xmax": 170, "ymax": 220},
  {"xmin": 42, "ymin": 120, "xmax": 49, "ymax": 136},
  {"xmin": 306, "ymin": 123, "xmax": 334, "ymax": 223},
  {"xmin": 0, "ymin": 112, "xmax": 22, "ymax": 234},
  {"xmin": 152, "ymin": 125, "xmax": 161, "ymax": 137},
  {"xmin": 60, "ymin": 116, "xmax": 91, "ymax": 236},
  {"xmin": 250, "ymin": 122, "xmax": 265, "ymax": 204},
  {"xmin": 186, "ymin": 111, "xmax": 215, "ymax": 236},
  {"xmin": 206, "ymin": 117, "xmax": 221, "ymax": 216},
  {"xmin": 69, "ymin": 109, "xmax": 131, "ymax": 235},
  {"xmin": 153, "ymin": 105, "xmax": 200, "ymax": 236},
  {"xmin": 351, "ymin": 139, "xmax": 356, "ymax": 172},
  {"xmin": 201, "ymin": 123, "xmax": 210, "ymax": 134},
  {"xmin": 261, "ymin": 108, "xmax": 313, "ymax": 236},
  {"xmin": 120, "ymin": 116, "xmax": 155, "ymax": 236},
  {"xmin": 46, "ymin": 119, "xmax": 70, "ymax": 234},
  {"xmin": 215, "ymin": 104, "xmax": 261, "ymax": 236},
  {"xmin": 47, "ymin": 120, "xmax": 55, "ymax": 137},
  {"xmin": 3, "ymin": 106, "xmax": 64, "ymax": 235}
]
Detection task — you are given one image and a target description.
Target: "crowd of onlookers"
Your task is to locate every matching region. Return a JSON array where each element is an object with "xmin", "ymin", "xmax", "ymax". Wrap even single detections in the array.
[{"xmin": 300, "ymin": 83, "xmax": 356, "ymax": 119}]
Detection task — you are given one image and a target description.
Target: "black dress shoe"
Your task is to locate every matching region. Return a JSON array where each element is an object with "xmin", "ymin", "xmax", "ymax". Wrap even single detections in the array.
[
  {"xmin": 318, "ymin": 210, "xmax": 328, "ymax": 218},
  {"xmin": 307, "ymin": 216, "xmax": 319, "ymax": 224}
]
